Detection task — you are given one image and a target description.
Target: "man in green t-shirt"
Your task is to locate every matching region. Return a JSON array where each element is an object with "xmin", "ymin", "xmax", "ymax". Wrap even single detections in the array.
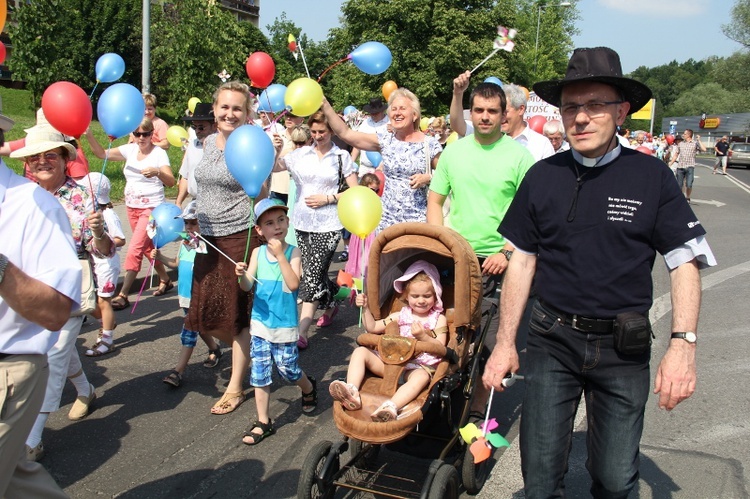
[{"xmin": 427, "ymin": 75, "xmax": 535, "ymax": 415}]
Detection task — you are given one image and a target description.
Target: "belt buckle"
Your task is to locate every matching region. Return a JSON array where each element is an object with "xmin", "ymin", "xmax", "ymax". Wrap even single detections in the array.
[{"xmin": 571, "ymin": 315, "xmax": 583, "ymax": 332}]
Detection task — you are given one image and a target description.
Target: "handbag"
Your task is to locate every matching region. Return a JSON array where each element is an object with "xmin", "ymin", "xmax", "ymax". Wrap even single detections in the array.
[
  {"xmin": 337, "ymin": 155, "xmax": 349, "ymax": 193},
  {"xmin": 71, "ymin": 259, "xmax": 97, "ymax": 317}
]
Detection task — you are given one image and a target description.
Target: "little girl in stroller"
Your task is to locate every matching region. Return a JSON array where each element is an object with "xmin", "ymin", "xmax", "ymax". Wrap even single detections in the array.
[{"xmin": 330, "ymin": 260, "xmax": 448, "ymax": 422}]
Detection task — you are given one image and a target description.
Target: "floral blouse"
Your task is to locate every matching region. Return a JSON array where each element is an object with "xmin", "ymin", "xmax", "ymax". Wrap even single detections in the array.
[{"xmin": 54, "ymin": 177, "xmax": 115, "ymax": 259}]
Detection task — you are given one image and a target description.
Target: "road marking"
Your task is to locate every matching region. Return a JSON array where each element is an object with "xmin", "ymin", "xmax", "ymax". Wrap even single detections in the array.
[{"xmin": 690, "ymin": 198, "xmax": 726, "ymax": 207}]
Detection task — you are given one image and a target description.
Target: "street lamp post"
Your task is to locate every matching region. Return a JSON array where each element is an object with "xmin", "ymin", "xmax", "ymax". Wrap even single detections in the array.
[{"xmin": 534, "ymin": 1, "xmax": 571, "ymax": 78}]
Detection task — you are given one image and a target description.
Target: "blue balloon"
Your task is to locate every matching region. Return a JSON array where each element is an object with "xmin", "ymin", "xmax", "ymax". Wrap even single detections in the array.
[
  {"xmin": 257, "ymin": 84, "xmax": 287, "ymax": 113},
  {"xmin": 349, "ymin": 41, "xmax": 392, "ymax": 75},
  {"xmin": 150, "ymin": 203, "xmax": 184, "ymax": 249},
  {"xmin": 97, "ymin": 83, "xmax": 145, "ymax": 139},
  {"xmin": 225, "ymin": 125, "xmax": 276, "ymax": 198},
  {"xmin": 484, "ymin": 76, "xmax": 503, "ymax": 87},
  {"xmin": 95, "ymin": 53, "xmax": 125, "ymax": 83},
  {"xmin": 365, "ymin": 151, "xmax": 382, "ymax": 167},
  {"xmin": 343, "ymin": 105, "xmax": 357, "ymax": 116}
]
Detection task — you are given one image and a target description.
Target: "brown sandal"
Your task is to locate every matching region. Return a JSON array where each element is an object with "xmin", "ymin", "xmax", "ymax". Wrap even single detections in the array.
[
  {"xmin": 153, "ymin": 279, "xmax": 174, "ymax": 296},
  {"xmin": 111, "ymin": 294, "xmax": 130, "ymax": 311},
  {"xmin": 210, "ymin": 390, "xmax": 245, "ymax": 415}
]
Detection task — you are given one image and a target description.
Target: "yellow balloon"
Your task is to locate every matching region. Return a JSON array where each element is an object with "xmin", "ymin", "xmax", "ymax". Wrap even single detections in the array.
[
  {"xmin": 420, "ymin": 117, "xmax": 430, "ymax": 132},
  {"xmin": 382, "ymin": 80, "xmax": 397, "ymax": 101},
  {"xmin": 187, "ymin": 97, "xmax": 201, "ymax": 114},
  {"xmin": 284, "ymin": 77, "xmax": 324, "ymax": 117},
  {"xmin": 446, "ymin": 131, "xmax": 459, "ymax": 145},
  {"xmin": 166, "ymin": 126, "xmax": 189, "ymax": 148},
  {"xmin": 337, "ymin": 186, "xmax": 383, "ymax": 238}
]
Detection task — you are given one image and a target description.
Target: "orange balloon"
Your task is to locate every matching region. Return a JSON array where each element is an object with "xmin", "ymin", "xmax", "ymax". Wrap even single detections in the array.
[
  {"xmin": 0, "ymin": 0, "xmax": 6, "ymax": 34},
  {"xmin": 382, "ymin": 80, "xmax": 397, "ymax": 101},
  {"xmin": 520, "ymin": 86, "xmax": 530, "ymax": 101}
]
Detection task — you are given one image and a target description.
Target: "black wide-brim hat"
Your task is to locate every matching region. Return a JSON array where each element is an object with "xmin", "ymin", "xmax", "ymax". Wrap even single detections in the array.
[
  {"xmin": 533, "ymin": 47, "xmax": 652, "ymax": 112},
  {"xmin": 363, "ymin": 97, "xmax": 387, "ymax": 114},
  {"xmin": 183, "ymin": 103, "xmax": 215, "ymax": 122}
]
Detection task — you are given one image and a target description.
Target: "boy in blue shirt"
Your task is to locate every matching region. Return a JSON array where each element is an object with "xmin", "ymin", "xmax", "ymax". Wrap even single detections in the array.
[{"xmin": 235, "ymin": 198, "xmax": 317, "ymax": 445}]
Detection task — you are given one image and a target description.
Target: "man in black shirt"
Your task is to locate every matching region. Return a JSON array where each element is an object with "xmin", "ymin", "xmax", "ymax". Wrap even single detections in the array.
[
  {"xmin": 714, "ymin": 135, "xmax": 730, "ymax": 175},
  {"xmin": 482, "ymin": 47, "xmax": 716, "ymax": 498}
]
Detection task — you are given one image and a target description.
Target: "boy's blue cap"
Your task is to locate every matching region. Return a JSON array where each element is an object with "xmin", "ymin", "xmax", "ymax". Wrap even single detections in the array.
[{"xmin": 254, "ymin": 198, "xmax": 288, "ymax": 223}]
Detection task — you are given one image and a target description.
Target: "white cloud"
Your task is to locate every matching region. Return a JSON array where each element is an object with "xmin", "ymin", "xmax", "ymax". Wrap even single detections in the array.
[{"xmin": 597, "ymin": 0, "xmax": 708, "ymax": 17}]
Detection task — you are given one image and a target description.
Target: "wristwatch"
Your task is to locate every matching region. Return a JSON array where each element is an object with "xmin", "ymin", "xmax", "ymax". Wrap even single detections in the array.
[
  {"xmin": 500, "ymin": 249, "xmax": 514, "ymax": 261},
  {"xmin": 0, "ymin": 253, "xmax": 8, "ymax": 285},
  {"xmin": 671, "ymin": 332, "xmax": 697, "ymax": 344}
]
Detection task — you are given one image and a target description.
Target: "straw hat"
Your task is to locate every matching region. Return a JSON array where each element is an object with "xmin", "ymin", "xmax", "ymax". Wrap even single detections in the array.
[{"xmin": 10, "ymin": 127, "xmax": 77, "ymax": 160}]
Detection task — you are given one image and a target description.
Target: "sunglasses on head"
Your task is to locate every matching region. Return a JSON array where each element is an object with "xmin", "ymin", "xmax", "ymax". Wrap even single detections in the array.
[{"xmin": 133, "ymin": 131, "xmax": 153, "ymax": 138}]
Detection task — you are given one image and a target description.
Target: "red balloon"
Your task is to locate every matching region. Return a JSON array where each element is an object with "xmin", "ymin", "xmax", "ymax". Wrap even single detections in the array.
[
  {"xmin": 0, "ymin": 44, "xmax": 6, "ymax": 65},
  {"xmin": 528, "ymin": 115, "xmax": 547, "ymax": 134},
  {"xmin": 41, "ymin": 82, "xmax": 92, "ymax": 138},
  {"xmin": 665, "ymin": 134, "xmax": 675, "ymax": 145},
  {"xmin": 245, "ymin": 52, "xmax": 275, "ymax": 89},
  {"xmin": 636, "ymin": 146, "xmax": 652, "ymax": 155},
  {"xmin": 374, "ymin": 170, "xmax": 385, "ymax": 197}
]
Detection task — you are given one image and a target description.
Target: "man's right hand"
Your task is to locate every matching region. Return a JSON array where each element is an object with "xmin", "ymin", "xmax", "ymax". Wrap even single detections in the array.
[
  {"xmin": 482, "ymin": 344, "xmax": 520, "ymax": 392},
  {"xmin": 453, "ymin": 71, "xmax": 471, "ymax": 95},
  {"xmin": 482, "ymin": 252, "xmax": 509, "ymax": 275}
]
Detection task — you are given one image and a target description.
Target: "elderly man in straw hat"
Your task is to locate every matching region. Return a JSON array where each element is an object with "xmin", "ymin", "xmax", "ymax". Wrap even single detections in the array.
[
  {"xmin": 0, "ymin": 101, "xmax": 77, "ymax": 496},
  {"xmin": 482, "ymin": 47, "xmax": 716, "ymax": 498}
]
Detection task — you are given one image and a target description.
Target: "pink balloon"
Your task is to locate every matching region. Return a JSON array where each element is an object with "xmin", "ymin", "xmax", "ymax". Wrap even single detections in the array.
[
  {"xmin": 665, "ymin": 134, "xmax": 675, "ymax": 145},
  {"xmin": 636, "ymin": 146, "xmax": 653, "ymax": 155},
  {"xmin": 528, "ymin": 115, "xmax": 547, "ymax": 134}
]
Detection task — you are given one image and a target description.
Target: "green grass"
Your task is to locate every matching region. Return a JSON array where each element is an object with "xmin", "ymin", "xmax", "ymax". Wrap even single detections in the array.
[{"xmin": 0, "ymin": 87, "xmax": 185, "ymax": 201}]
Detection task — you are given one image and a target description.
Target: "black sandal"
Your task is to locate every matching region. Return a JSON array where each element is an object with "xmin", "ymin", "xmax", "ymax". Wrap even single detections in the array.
[
  {"xmin": 203, "ymin": 348, "xmax": 222, "ymax": 368},
  {"xmin": 301, "ymin": 376, "xmax": 318, "ymax": 414},
  {"xmin": 163, "ymin": 370, "xmax": 182, "ymax": 388},
  {"xmin": 243, "ymin": 420, "xmax": 275, "ymax": 445},
  {"xmin": 153, "ymin": 279, "xmax": 174, "ymax": 296},
  {"xmin": 111, "ymin": 294, "xmax": 130, "ymax": 311}
]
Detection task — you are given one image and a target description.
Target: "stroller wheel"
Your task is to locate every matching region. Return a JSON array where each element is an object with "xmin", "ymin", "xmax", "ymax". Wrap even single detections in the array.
[
  {"xmin": 461, "ymin": 443, "xmax": 490, "ymax": 495},
  {"xmin": 428, "ymin": 463, "xmax": 460, "ymax": 499},
  {"xmin": 297, "ymin": 441, "xmax": 338, "ymax": 499}
]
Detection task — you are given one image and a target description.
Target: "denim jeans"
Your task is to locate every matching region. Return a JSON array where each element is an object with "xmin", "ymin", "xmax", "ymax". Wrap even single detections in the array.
[
  {"xmin": 520, "ymin": 300, "xmax": 650, "ymax": 498},
  {"xmin": 674, "ymin": 167, "xmax": 694, "ymax": 189}
]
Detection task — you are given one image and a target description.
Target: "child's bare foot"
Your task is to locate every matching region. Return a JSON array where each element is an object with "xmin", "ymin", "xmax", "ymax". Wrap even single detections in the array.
[{"xmin": 329, "ymin": 380, "xmax": 362, "ymax": 411}]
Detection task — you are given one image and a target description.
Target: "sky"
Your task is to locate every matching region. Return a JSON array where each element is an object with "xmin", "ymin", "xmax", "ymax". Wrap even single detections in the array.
[{"xmin": 259, "ymin": 0, "xmax": 744, "ymax": 74}]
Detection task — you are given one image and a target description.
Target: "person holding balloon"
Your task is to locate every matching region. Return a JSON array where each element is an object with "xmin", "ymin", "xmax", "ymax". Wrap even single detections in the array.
[
  {"xmin": 85, "ymin": 118, "xmax": 176, "ymax": 310},
  {"xmin": 187, "ymin": 80, "xmax": 265, "ymax": 415},
  {"xmin": 274, "ymin": 110, "xmax": 358, "ymax": 348},
  {"xmin": 322, "ymin": 89, "xmax": 441, "ymax": 232},
  {"xmin": 11, "ymin": 127, "xmax": 114, "ymax": 460}
]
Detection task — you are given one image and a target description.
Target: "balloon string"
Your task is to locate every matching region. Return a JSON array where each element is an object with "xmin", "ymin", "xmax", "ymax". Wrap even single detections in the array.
[
  {"xmin": 317, "ymin": 57, "xmax": 349, "ymax": 82},
  {"xmin": 266, "ymin": 109, "xmax": 289, "ymax": 131},
  {"xmin": 298, "ymin": 42, "xmax": 311, "ymax": 79},
  {"xmin": 131, "ymin": 257, "xmax": 156, "ymax": 313},
  {"xmin": 482, "ymin": 387, "xmax": 495, "ymax": 437},
  {"xmin": 470, "ymin": 48, "xmax": 501, "ymax": 74},
  {"xmin": 89, "ymin": 81, "xmax": 99, "ymax": 99},
  {"xmin": 96, "ymin": 142, "xmax": 112, "ymax": 207}
]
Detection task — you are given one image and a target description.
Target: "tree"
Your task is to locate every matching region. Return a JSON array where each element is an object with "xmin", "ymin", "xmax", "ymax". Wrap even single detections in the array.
[
  {"xmin": 723, "ymin": 0, "xmax": 750, "ymax": 48},
  {"xmin": 668, "ymin": 82, "xmax": 749, "ymax": 117},
  {"xmin": 322, "ymin": 0, "xmax": 576, "ymax": 116},
  {"xmin": 8, "ymin": 0, "xmax": 143, "ymax": 105},
  {"xmin": 150, "ymin": 0, "xmax": 270, "ymax": 115},
  {"xmin": 264, "ymin": 13, "xmax": 330, "ymax": 86}
]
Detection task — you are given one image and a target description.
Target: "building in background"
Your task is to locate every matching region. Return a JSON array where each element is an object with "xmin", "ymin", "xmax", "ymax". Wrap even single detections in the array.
[{"xmin": 662, "ymin": 113, "xmax": 750, "ymax": 147}]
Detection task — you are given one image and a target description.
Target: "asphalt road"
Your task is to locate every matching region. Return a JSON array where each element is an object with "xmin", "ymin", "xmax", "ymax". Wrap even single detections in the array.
[{"xmin": 40, "ymin": 157, "xmax": 750, "ymax": 498}]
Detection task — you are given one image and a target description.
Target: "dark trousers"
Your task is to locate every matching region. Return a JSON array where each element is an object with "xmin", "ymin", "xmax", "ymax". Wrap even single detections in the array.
[{"xmin": 520, "ymin": 300, "xmax": 650, "ymax": 498}]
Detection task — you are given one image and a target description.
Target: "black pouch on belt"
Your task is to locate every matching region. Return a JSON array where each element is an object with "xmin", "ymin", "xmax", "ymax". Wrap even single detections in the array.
[{"xmin": 613, "ymin": 311, "xmax": 653, "ymax": 355}]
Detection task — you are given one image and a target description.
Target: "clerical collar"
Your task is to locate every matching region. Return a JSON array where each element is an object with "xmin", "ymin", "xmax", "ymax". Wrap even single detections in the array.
[{"xmin": 572, "ymin": 144, "xmax": 621, "ymax": 167}]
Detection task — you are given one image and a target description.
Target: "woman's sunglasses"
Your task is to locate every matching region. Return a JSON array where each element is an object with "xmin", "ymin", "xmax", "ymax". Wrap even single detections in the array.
[{"xmin": 133, "ymin": 131, "xmax": 153, "ymax": 138}]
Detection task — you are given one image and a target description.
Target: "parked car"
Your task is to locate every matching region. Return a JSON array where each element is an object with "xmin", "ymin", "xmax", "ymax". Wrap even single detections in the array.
[{"xmin": 728, "ymin": 142, "xmax": 750, "ymax": 168}]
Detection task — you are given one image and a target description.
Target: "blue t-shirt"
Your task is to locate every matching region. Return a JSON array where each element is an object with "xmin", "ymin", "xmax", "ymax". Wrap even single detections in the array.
[
  {"xmin": 250, "ymin": 244, "xmax": 299, "ymax": 343},
  {"xmin": 177, "ymin": 244, "xmax": 196, "ymax": 304},
  {"xmin": 500, "ymin": 148, "xmax": 707, "ymax": 318}
]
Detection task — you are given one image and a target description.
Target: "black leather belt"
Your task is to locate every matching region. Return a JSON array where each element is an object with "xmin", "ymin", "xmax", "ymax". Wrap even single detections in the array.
[{"xmin": 539, "ymin": 300, "xmax": 616, "ymax": 334}]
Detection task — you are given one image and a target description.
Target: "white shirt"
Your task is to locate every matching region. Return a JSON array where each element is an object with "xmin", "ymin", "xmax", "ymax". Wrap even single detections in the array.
[
  {"xmin": 356, "ymin": 115, "xmax": 390, "ymax": 172},
  {"xmin": 0, "ymin": 162, "xmax": 81, "ymax": 355},
  {"xmin": 514, "ymin": 125, "xmax": 556, "ymax": 161},
  {"xmin": 118, "ymin": 144, "xmax": 171, "ymax": 208},
  {"xmin": 179, "ymin": 138, "xmax": 204, "ymax": 199},
  {"xmin": 282, "ymin": 143, "xmax": 355, "ymax": 232}
]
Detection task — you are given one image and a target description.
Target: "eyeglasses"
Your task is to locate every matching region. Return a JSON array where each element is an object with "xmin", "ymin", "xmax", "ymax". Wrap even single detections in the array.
[
  {"xmin": 133, "ymin": 131, "xmax": 153, "ymax": 138},
  {"xmin": 27, "ymin": 152, "xmax": 61, "ymax": 163},
  {"xmin": 192, "ymin": 124, "xmax": 206, "ymax": 131},
  {"xmin": 559, "ymin": 101, "xmax": 623, "ymax": 118},
  {"xmin": 370, "ymin": 187, "xmax": 380, "ymax": 193}
]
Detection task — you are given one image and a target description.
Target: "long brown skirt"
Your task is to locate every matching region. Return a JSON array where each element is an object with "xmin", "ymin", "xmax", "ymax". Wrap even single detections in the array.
[{"xmin": 185, "ymin": 229, "xmax": 259, "ymax": 336}]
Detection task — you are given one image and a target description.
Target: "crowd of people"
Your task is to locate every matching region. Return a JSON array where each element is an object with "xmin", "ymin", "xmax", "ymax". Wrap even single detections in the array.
[{"xmin": 0, "ymin": 46, "xmax": 720, "ymax": 498}]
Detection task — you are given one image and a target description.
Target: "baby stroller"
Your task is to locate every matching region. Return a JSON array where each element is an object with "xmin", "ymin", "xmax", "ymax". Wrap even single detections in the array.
[{"xmin": 297, "ymin": 223, "xmax": 497, "ymax": 499}]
